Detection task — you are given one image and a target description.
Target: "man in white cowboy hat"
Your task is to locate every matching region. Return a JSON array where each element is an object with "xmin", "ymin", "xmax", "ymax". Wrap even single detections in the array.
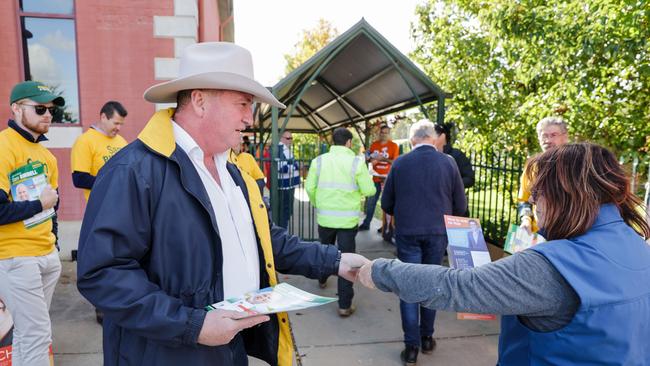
[{"xmin": 75, "ymin": 42, "xmax": 369, "ymax": 366}]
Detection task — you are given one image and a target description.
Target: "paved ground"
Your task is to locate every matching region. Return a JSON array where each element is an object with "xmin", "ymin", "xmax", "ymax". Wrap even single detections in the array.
[{"xmin": 49, "ymin": 219, "xmax": 500, "ymax": 365}]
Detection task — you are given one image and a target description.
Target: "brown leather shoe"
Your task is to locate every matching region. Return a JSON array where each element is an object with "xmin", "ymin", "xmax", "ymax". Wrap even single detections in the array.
[
  {"xmin": 421, "ymin": 336, "xmax": 436, "ymax": 354},
  {"xmin": 338, "ymin": 305, "xmax": 356, "ymax": 317}
]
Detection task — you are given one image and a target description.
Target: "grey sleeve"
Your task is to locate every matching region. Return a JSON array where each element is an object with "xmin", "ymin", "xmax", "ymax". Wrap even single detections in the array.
[{"xmin": 371, "ymin": 250, "xmax": 578, "ymax": 319}]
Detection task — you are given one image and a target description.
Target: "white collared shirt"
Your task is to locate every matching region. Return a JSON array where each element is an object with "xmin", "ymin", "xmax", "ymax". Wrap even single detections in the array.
[{"xmin": 172, "ymin": 121, "xmax": 260, "ymax": 299}]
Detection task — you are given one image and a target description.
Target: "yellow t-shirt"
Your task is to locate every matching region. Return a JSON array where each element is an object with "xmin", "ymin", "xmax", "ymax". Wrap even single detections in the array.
[
  {"xmin": 71, "ymin": 128, "xmax": 127, "ymax": 200},
  {"xmin": 230, "ymin": 151, "xmax": 265, "ymax": 181},
  {"xmin": 0, "ymin": 127, "xmax": 59, "ymax": 259}
]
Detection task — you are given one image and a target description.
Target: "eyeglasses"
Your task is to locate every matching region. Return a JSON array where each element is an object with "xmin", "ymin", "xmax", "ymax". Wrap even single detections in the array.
[
  {"xmin": 20, "ymin": 103, "xmax": 58, "ymax": 116},
  {"xmin": 539, "ymin": 132, "xmax": 565, "ymax": 140},
  {"xmin": 282, "ymin": 137, "xmax": 293, "ymax": 140}
]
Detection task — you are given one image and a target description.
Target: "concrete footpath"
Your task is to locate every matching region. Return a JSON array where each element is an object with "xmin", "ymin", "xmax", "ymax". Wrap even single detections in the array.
[{"xmin": 50, "ymin": 220, "xmax": 499, "ymax": 365}]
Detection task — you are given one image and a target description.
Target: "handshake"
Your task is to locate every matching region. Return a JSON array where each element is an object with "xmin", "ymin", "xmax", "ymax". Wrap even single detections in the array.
[{"xmin": 338, "ymin": 253, "xmax": 377, "ymax": 289}]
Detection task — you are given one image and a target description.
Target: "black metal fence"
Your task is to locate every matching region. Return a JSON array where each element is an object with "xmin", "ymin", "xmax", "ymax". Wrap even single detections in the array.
[
  {"xmin": 466, "ymin": 150, "xmax": 525, "ymax": 246},
  {"xmin": 465, "ymin": 150, "xmax": 650, "ymax": 246},
  {"xmin": 256, "ymin": 143, "xmax": 648, "ymax": 247},
  {"xmin": 257, "ymin": 143, "xmax": 528, "ymax": 246},
  {"xmin": 253, "ymin": 144, "xmax": 323, "ymax": 241},
  {"xmin": 284, "ymin": 154, "xmax": 319, "ymax": 241}
]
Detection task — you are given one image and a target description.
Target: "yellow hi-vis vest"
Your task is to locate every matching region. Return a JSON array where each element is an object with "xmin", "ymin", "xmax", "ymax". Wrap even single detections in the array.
[{"xmin": 305, "ymin": 146, "xmax": 376, "ymax": 229}]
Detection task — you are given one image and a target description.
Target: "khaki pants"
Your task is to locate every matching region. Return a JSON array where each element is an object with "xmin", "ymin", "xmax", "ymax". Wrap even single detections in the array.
[{"xmin": 0, "ymin": 250, "xmax": 61, "ymax": 366}]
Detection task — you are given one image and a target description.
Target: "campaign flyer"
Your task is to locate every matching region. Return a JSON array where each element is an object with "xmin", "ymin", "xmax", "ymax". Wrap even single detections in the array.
[
  {"xmin": 444, "ymin": 215, "xmax": 496, "ymax": 321},
  {"xmin": 503, "ymin": 224, "xmax": 546, "ymax": 254},
  {"xmin": 9, "ymin": 161, "xmax": 54, "ymax": 228},
  {"xmin": 206, "ymin": 283, "xmax": 336, "ymax": 317}
]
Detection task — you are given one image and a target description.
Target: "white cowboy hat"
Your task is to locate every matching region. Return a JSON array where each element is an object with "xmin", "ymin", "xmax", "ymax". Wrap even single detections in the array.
[{"xmin": 143, "ymin": 42, "xmax": 285, "ymax": 108}]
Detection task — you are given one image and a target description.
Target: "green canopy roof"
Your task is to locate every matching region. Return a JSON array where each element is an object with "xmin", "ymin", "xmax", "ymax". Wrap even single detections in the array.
[{"xmin": 256, "ymin": 18, "xmax": 450, "ymax": 133}]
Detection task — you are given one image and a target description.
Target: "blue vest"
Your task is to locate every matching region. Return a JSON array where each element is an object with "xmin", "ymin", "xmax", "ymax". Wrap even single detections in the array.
[{"xmin": 499, "ymin": 204, "xmax": 650, "ymax": 365}]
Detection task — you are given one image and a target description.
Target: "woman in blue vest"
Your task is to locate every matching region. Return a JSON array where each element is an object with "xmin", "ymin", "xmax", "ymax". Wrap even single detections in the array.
[{"xmin": 358, "ymin": 142, "xmax": 650, "ymax": 365}]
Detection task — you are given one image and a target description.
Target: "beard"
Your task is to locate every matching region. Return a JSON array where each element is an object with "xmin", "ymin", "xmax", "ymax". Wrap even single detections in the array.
[{"xmin": 21, "ymin": 114, "xmax": 50, "ymax": 136}]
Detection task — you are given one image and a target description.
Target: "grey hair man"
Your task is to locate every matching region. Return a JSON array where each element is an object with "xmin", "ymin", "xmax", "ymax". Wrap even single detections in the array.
[
  {"xmin": 535, "ymin": 117, "xmax": 569, "ymax": 152},
  {"xmin": 519, "ymin": 116, "xmax": 570, "ymax": 233},
  {"xmin": 381, "ymin": 119, "xmax": 466, "ymax": 364},
  {"xmin": 409, "ymin": 119, "xmax": 437, "ymax": 143}
]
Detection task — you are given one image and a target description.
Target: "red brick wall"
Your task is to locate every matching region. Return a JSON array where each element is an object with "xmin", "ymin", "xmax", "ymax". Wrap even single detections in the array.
[
  {"xmin": 0, "ymin": 1, "xmax": 23, "ymax": 111},
  {"xmin": 75, "ymin": 0, "xmax": 174, "ymax": 142},
  {"xmin": 0, "ymin": 1, "xmax": 176, "ymax": 220},
  {"xmin": 51, "ymin": 148, "xmax": 85, "ymax": 219}
]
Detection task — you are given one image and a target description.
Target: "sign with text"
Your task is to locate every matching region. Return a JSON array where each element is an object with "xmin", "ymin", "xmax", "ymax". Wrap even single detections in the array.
[{"xmin": 444, "ymin": 215, "xmax": 496, "ymax": 321}]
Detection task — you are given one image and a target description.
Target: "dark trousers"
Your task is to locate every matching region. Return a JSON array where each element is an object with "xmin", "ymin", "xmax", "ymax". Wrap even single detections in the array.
[
  {"xmin": 395, "ymin": 233, "xmax": 447, "ymax": 347},
  {"xmin": 317, "ymin": 225, "xmax": 357, "ymax": 309},
  {"xmin": 361, "ymin": 181, "xmax": 382, "ymax": 227},
  {"xmin": 278, "ymin": 188, "xmax": 295, "ymax": 229}
]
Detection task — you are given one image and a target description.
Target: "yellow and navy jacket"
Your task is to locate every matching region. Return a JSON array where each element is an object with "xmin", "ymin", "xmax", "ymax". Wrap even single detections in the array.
[
  {"xmin": 229, "ymin": 150, "xmax": 266, "ymax": 196},
  {"xmin": 230, "ymin": 151, "xmax": 265, "ymax": 181},
  {"xmin": 76, "ymin": 109, "xmax": 339, "ymax": 366},
  {"xmin": 70, "ymin": 127, "xmax": 127, "ymax": 200},
  {"xmin": 0, "ymin": 120, "xmax": 58, "ymax": 259}
]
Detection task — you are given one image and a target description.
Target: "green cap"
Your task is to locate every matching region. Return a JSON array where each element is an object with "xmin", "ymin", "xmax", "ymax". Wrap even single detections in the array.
[{"xmin": 10, "ymin": 81, "xmax": 65, "ymax": 106}]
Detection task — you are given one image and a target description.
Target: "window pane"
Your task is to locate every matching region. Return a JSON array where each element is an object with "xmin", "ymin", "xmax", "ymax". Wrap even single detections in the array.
[
  {"xmin": 23, "ymin": 17, "xmax": 79, "ymax": 123},
  {"xmin": 21, "ymin": 0, "xmax": 74, "ymax": 15}
]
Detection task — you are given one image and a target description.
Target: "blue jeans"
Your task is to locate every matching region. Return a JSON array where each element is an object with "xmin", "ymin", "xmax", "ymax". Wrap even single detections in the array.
[
  {"xmin": 361, "ymin": 181, "xmax": 382, "ymax": 227},
  {"xmin": 395, "ymin": 234, "xmax": 447, "ymax": 347},
  {"xmin": 278, "ymin": 188, "xmax": 295, "ymax": 229}
]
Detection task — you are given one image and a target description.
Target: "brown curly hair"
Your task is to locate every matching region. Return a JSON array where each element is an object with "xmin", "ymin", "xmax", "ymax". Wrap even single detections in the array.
[{"xmin": 525, "ymin": 142, "xmax": 650, "ymax": 240}]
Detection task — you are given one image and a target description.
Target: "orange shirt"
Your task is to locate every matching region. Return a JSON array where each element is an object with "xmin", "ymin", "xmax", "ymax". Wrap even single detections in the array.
[{"xmin": 368, "ymin": 140, "xmax": 399, "ymax": 182}]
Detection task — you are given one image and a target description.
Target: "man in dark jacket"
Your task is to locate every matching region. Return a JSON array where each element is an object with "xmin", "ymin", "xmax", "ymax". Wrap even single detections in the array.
[
  {"xmin": 381, "ymin": 119, "xmax": 466, "ymax": 365},
  {"xmin": 76, "ymin": 42, "xmax": 368, "ymax": 366},
  {"xmin": 432, "ymin": 123, "xmax": 474, "ymax": 189}
]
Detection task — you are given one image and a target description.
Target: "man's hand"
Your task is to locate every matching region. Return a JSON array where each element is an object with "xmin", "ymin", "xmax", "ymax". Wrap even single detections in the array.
[
  {"xmin": 338, "ymin": 253, "xmax": 370, "ymax": 282},
  {"xmin": 358, "ymin": 260, "xmax": 376, "ymax": 289},
  {"xmin": 197, "ymin": 309, "xmax": 269, "ymax": 346},
  {"xmin": 39, "ymin": 185, "xmax": 58, "ymax": 210},
  {"xmin": 520, "ymin": 216, "xmax": 533, "ymax": 235}
]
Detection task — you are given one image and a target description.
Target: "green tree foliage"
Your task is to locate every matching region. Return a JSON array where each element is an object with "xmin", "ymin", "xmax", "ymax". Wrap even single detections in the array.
[
  {"xmin": 292, "ymin": 133, "xmax": 322, "ymax": 161},
  {"xmin": 412, "ymin": 0, "xmax": 650, "ymax": 155},
  {"xmin": 284, "ymin": 19, "xmax": 340, "ymax": 157},
  {"xmin": 284, "ymin": 18, "xmax": 339, "ymax": 74}
]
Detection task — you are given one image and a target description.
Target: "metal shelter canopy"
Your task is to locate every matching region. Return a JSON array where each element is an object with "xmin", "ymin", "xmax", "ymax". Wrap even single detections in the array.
[
  {"xmin": 260, "ymin": 19, "xmax": 450, "ymax": 223},
  {"xmin": 257, "ymin": 18, "xmax": 451, "ymax": 135}
]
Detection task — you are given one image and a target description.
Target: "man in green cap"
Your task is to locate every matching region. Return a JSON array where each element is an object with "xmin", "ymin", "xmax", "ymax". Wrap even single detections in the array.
[{"xmin": 0, "ymin": 81, "xmax": 62, "ymax": 366}]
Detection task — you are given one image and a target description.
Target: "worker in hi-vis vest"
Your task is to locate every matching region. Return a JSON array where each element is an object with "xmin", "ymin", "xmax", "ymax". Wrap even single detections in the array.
[{"xmin": 305, "ymin": 127, "xmax": 376, "ymax": 317}]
